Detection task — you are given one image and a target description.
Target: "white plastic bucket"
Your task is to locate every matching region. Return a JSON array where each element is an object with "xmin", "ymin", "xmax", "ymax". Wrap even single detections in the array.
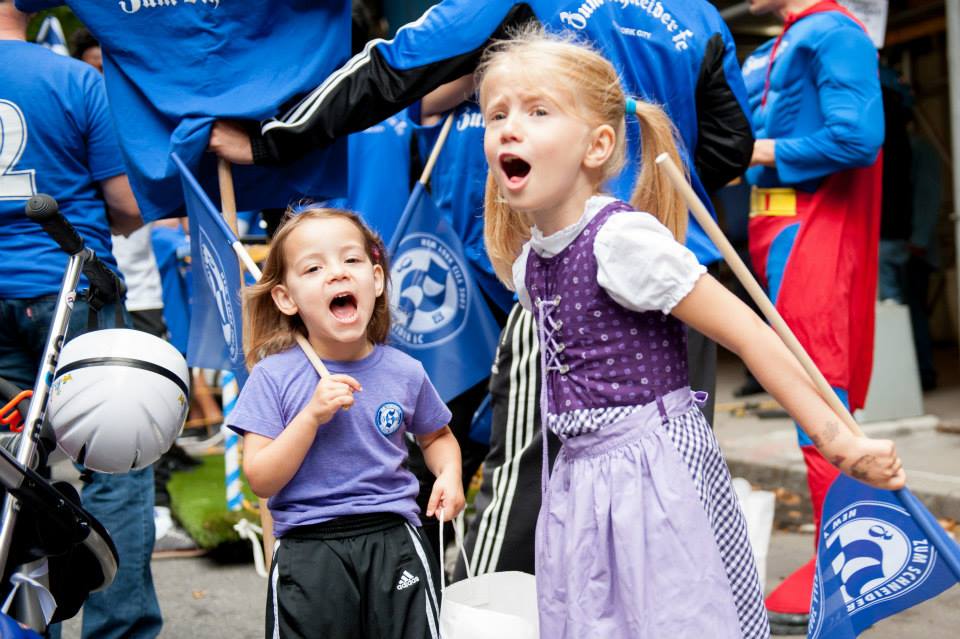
[
  {"xmin": 437, "ymin": 512, "xmax": 539, "ymax": 639},
  {"xmin": 732, "ymin": 477, "xmax": 776, "ymax": 591}
]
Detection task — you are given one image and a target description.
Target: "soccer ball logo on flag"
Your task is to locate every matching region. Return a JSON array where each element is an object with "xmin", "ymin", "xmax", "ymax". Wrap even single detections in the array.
[
  {"xmin": 198, "ymin": 225, "xmax": 241, "ymax": 362},
  {"xmin": 815, "ymin": 499, "xmax": 935, "ymax": 622},
  {"xmin": 389, "ymin": 232, "xmax": 469, "ymax": 348},
  {"xmin": 807, "ymin": 473, "xmax": 960, "ymax": 639}
]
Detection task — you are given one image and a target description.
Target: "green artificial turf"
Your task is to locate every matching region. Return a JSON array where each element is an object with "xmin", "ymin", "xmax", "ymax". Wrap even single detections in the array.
[
  {"xmin": 169, "ymin": 457, "xmax": 486, "ymax": 548},
  {"xmin": 167, "ymin": 454, "xmax": 261, "ymax": 549}
]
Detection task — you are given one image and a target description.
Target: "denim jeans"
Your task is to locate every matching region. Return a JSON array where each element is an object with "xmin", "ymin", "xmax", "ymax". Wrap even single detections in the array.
[
  {"xmin": 878, "ymin": 239, "xmax": 908, "ymax": 303},
  {"xmin": 0, "ymin": 295, "xmax": 162, "ymax": 639}
]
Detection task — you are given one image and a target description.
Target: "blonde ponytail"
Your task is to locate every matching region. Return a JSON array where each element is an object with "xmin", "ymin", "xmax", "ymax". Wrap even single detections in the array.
[
  {"xmin": 628, "ymin": 101, "xmax": 689, "ymax": 243},
  {"xmin": 483, "ymin": 174, "xmax": 531, "ymax": 288}
]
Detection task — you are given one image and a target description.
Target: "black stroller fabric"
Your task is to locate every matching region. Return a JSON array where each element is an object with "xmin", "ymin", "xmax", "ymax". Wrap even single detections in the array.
[{"xmin": 0, "ymin": 447, "xmax": 118, "ymax": 623}]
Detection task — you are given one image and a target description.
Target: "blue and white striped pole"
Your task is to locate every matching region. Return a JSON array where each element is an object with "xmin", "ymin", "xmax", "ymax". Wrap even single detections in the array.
[{"xmin": 221, "ymin": 370, "xmax": 242, "ymax": 512}]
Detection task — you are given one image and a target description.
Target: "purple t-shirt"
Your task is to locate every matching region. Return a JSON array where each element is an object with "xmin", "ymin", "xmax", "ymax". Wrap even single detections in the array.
[{"xmin": 227, "ymin": 344, "xmax": 451, "ymax": 537}]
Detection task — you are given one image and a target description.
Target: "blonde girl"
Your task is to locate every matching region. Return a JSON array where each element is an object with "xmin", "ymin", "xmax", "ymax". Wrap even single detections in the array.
[
  {"xmin": 226, "ymin": 208, "xmax": 464, "ymax": 639},
  {"xmin": 478, "ymin": 30, "xmax": 904, "ymax": 639}
]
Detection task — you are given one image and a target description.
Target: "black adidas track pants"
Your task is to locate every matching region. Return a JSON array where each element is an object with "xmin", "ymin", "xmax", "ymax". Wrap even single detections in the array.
[{"xmin": 266, "ymin": 513, "xmax": 441, "ymax": 639}]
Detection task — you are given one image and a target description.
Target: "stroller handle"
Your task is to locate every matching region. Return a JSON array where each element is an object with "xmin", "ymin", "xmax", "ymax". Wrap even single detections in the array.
[{"xmin": 25, "ymin": 195, "xmax": 127, "ymax": 302}]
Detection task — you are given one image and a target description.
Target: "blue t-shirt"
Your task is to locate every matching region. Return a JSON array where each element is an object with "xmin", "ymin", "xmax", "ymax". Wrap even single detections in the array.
[
  {"xmin": 226, "ymin": 344, "xmax": 451, "ymax": 538},
  {"xmin": 409, "ymin": 104, "xmax": 515, "ymax": 314},
  {"xmin": 326, "ymin": 115, "xmax": 413, "ymax": 246},
  {"xmin": 0, "ymin": 41, "xmax": 123, "ymax": 298},
  {"xmin": 16, "ymin": 0, "xmax": 351, "ymax": 221}
]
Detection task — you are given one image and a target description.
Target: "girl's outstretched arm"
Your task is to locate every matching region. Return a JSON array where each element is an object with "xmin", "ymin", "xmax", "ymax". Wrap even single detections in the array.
[
  {"xmin": 672, "ymin": 275, "xmax": 905, "ymax": 491},
  {"xmin": 416, "ymin": 426, "xmax": 465, "ymax": 522},
  {"xmin": 242, "ymin": 374, "xmax": 361, "ymax": 497}
]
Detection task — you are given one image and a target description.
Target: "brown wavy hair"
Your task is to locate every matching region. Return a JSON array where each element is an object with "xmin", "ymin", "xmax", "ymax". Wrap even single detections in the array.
[
  {"xmin": 477, "ymin": 26, "xmax": 689, "ymax": 286},
  {"xmin": 244, "ymin": 207, "xmax": 391, "ymax": 367}
]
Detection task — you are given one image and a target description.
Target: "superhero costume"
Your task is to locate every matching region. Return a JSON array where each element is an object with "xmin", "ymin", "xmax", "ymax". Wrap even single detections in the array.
[{"xmin": 741, "ymin": 0, "xmax": 884, "ymax": 617}]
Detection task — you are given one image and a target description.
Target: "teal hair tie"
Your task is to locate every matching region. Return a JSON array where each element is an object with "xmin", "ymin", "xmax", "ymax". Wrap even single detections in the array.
[{"xmin": 625, "ymin": 97, "xmax": 637, "ymax": 116}]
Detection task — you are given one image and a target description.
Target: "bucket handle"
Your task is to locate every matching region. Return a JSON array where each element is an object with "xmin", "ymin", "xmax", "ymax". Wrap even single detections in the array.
[{"xmin": 438, "ymin": 508, "xmax": 474, "ymax": 594}]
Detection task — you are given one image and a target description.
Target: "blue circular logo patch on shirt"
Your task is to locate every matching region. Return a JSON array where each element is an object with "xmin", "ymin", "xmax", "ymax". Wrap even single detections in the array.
[{"xmin": 375, "ymin": 402, "xmax": 404, "ymax": 436}]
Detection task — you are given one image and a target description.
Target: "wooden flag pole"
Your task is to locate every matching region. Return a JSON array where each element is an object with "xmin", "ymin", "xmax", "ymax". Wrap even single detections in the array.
[
  {"xmin": 656, "ymin": 153, "xmax": 960, "ymax": 583},
  {"xmin": 654, "ymin": 153, "xmax": 863, "ymax": 437},
  {"xmin": 217, "ymin": 158, "xmax": 238, "ymax": 231},
  {"xmin": 418, "ymin": 113, "xmax": 455, "ymax": 186},
  {"xmin": 217, "ymin": 158, "xmax": 331, "ymax": 571},
  {"xmin": 386, "ymin": 112, "xmax": 456, "ymax": 261},
  {"xmin": 215, "ymin": 158, "xmax": 276, "ymax": 571},
  {"xmin": 657, "ymin": 153, "xmax": 960, "ymax": 581}
]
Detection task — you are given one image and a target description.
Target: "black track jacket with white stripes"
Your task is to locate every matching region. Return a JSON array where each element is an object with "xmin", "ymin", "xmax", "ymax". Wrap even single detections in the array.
[{"xmin": 250, "ymin": 0, "xmax": 753, "ymax": 197}]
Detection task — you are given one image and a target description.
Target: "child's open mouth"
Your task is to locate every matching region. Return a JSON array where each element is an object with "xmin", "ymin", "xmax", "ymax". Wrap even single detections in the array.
[
  {"xmin": 330, "ymin": 293, "xmax": 358, "ymax": 322},
  {"xmin": 500, "ymin": 154, "xmax": 531, "ymax": 187}
]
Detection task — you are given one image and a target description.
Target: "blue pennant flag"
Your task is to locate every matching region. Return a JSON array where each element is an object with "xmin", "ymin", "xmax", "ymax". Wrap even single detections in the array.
[
  {"xmin": 35, "ymin": 15, "xmax": 68, "ymax": 56},
  {"xmin": 172, "ymin": 153, "xmax": 248, "ymax": 388},
  {"xmin": 387, "ymin": 183, "xmax": 500, "ymax": 402},
  {"xmin": 809, "ymin": 476, "xmax": 960, "ymax": 637}
]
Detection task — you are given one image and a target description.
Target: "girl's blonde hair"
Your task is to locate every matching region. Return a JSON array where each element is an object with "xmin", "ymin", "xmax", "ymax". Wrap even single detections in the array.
[
  {"xmin": 477, "ymin": 27, "xmax": 689, "ymax": 286},
  {"xmin": 244, "ymin": 207, "xmax": 391, "ymax": 367}
]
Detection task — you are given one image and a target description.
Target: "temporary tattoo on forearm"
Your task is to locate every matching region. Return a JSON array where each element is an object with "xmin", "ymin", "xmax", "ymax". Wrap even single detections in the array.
[
  {"xmin": 850, "ymin": 455, "xmax": 875, "ymax": 480},
  {"xmin": 823, "ymin": 420, "xmax": 839, "ymax": 443},
  {"xmin": 810, "ymin": 419, "xmax": 840, "ymax": 449}
]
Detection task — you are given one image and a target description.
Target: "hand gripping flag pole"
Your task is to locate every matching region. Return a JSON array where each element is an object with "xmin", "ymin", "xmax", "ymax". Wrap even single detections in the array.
[{"xmin": 656, "ymin": 153, "xmax": 960, "ymax": 636}]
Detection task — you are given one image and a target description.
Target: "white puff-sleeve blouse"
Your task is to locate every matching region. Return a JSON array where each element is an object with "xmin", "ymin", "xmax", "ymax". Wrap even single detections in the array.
[{"xmin": 512, "ymin": 195, "xmax": 706, "ymax": 315}]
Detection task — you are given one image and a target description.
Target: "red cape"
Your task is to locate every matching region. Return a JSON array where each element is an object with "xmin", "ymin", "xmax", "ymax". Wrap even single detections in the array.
[{"xmin": 750, "ymin": 154, "xmax": 882, "ymax": 411}]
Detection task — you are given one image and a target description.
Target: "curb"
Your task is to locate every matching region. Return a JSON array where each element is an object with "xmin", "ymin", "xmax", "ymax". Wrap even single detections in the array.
[{"xmin": 724, "ymin": 415, "xmax": 960, "ymax": 524}]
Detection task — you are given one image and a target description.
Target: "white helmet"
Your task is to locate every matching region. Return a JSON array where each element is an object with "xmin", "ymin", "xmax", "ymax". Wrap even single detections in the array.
[{"xmin": 47, "ymin": 329, "xmax": 189, "ymax": 473}]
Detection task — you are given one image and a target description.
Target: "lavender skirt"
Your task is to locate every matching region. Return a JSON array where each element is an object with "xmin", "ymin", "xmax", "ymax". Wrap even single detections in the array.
[{"xmin": 535, "ymin": 388, "xmax": 770, "ymax": 638}]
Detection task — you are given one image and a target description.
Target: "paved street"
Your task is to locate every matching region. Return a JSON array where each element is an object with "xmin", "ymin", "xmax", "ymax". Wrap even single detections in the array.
[
  {"xmin": 714, "ymin": 347, "xmax": 960, "ymax": 522},
  {"xmin": 56, "ymin": 528, "xmax": 960, "ymax": 638},
  {"xmin": 57, "ymin": 347, "xmax": 959, "ymax": 637}
]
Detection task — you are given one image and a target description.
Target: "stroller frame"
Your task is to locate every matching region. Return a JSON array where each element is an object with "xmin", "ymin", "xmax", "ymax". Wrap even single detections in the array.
[{"xmin": 0, "ymin": 194, "xmax": 124, "ymax": 631}]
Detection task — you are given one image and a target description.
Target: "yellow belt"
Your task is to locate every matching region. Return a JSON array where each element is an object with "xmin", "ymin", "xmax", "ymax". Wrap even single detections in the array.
[{"xmin": 749, "ymin": 187, "xmax": 797, "ymax": 217}]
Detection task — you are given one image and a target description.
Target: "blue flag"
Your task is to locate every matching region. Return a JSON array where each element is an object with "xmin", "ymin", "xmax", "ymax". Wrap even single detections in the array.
[
  {"xmin": 387, "ymin": 183, "xmax": 500, "ymax": 402},
  {"xmin": 35, "ymin": 15, "xmax": 68, "ymax": 56},
  {"xmin": 172, "ymin": 154, "xmax": 248, "ymax": 387},
  {"xmin": 809, "ymin": 476, "xmax": 960, "ymax": 637},
  {"xmin": 15, "ymin": 0, "xmax": 350, "ymax": 221}
]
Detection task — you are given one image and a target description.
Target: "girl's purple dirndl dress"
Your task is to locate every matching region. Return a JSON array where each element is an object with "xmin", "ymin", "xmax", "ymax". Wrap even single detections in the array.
[{"xmin": 524, "ymin": 201, "xmax": 770, "ymax": 639}]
